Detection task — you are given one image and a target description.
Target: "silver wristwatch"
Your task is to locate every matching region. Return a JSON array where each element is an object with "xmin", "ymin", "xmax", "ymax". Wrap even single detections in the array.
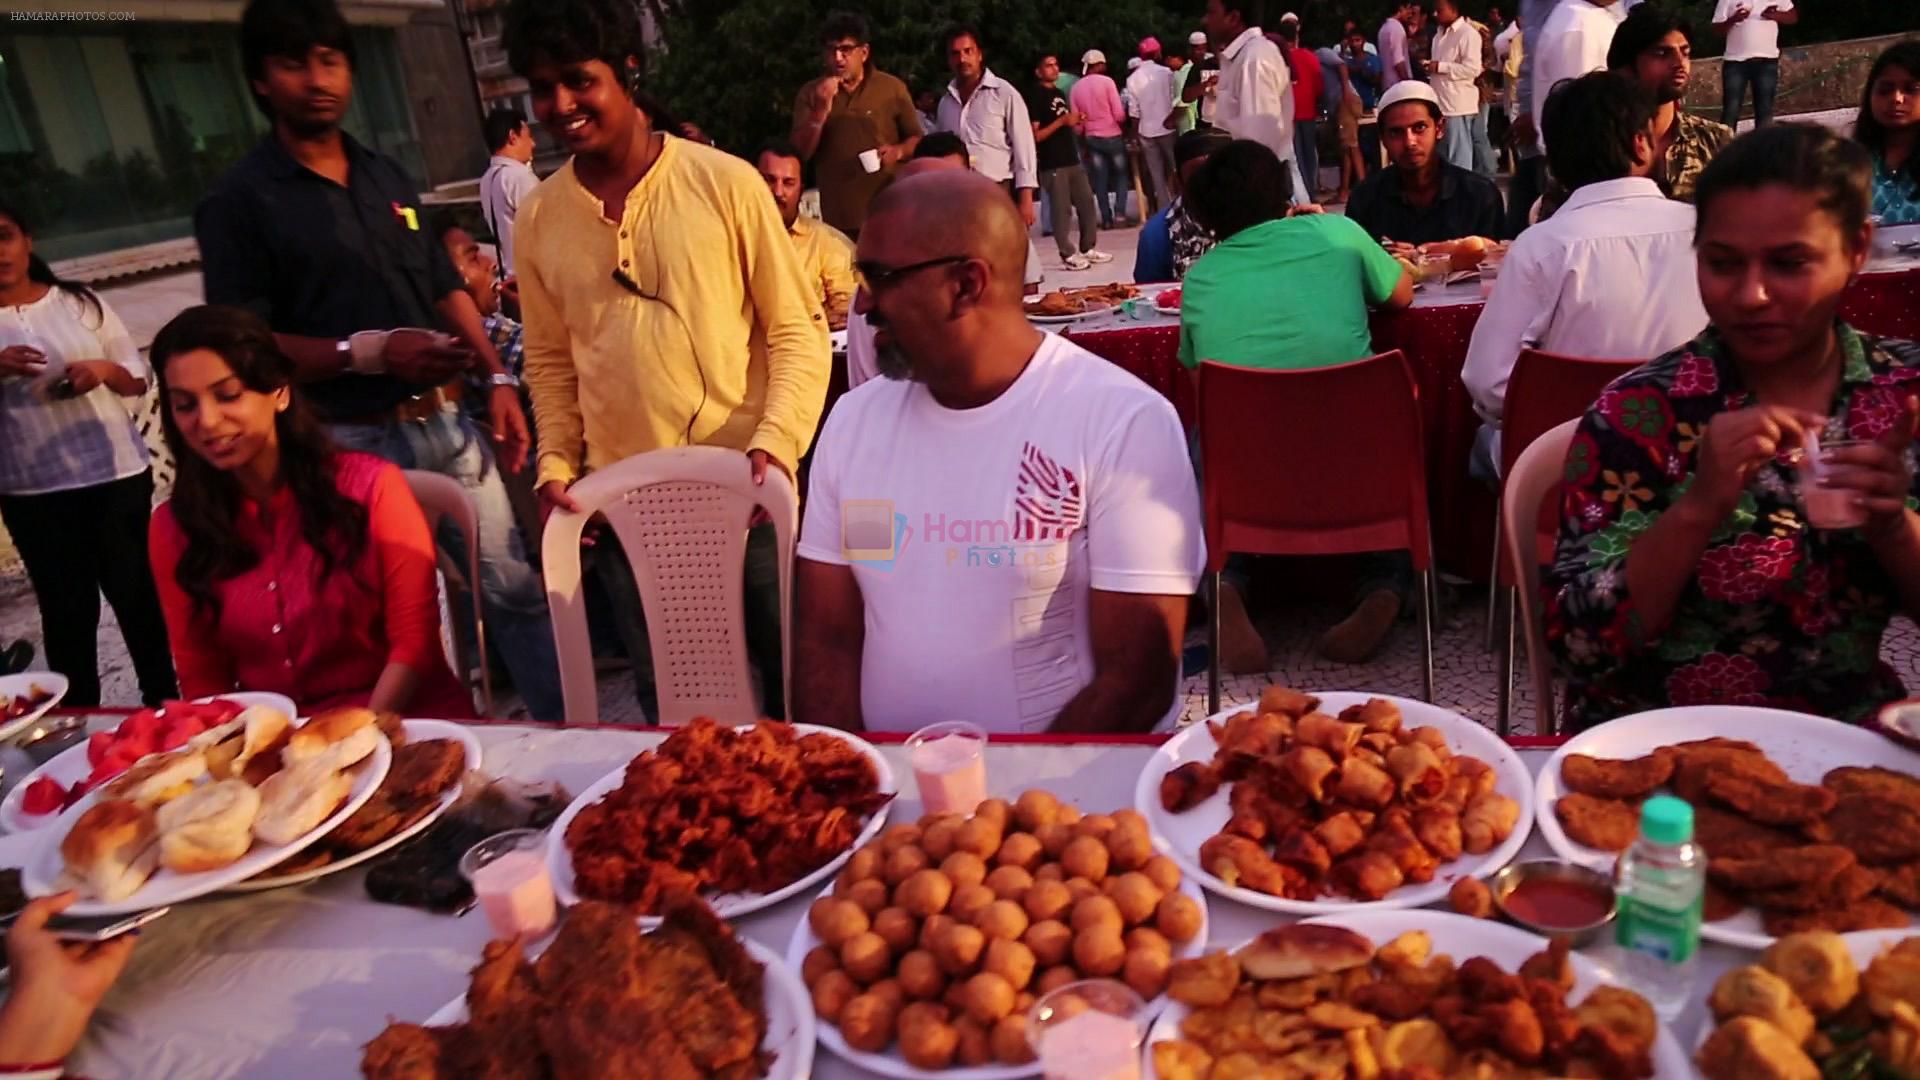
[{"xmin": 488, "ymin": 372, "xmax": 521, "ymax": 389}]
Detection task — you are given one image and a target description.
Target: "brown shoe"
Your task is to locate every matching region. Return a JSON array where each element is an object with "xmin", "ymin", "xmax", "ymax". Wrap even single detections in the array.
[
  {"xmin": 1216, "ymin": 580, "xmax": 1269, "ymax": 674},
  {"xmin": 1318, "ymin": 589, "xmax": 1402, "ymax": 664}
]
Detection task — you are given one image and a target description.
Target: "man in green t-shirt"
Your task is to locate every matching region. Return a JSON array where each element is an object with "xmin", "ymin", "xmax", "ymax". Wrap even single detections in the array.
[{"xmin": 1178, "ymin": 138, "xmax": 1414, "ymax": 673}]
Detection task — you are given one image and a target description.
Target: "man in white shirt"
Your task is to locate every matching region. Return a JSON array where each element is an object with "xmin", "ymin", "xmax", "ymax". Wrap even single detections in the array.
[
  {"xmin": 1378, "ymin": 2, "xmax": 1414, "ymax": 93},
  {"xmin": 1204, "ymin": 0, "xmax": 1308, "ymax": 204},
  {"xmin": 1531, "ymin": 0, "xmax": 1627, "ymax": 152},
  {"xmin": 1713, "ymin": 0, "xmax": 1795, "ymax": 129},
  {"xmin": 478, "ymin": 108, "xmax": 539, "ymax": 277},
  {"xmin": 935, "ymin": 26, "xmax": 1040, "ymax": 229},
  {"xmin": 1426, "ymin": 0, "xmax": 1484, "ymax": 171},
  {"xmin": 1462, "ymin": 72, "xmax": 1707, "ymax": 468},
  {"xmin": 1128, "ymin": 38, "xmax": 1179, "ymax": 212},
  {"xmin": 794, "ymin": 170, "xmax": 1203, "ymax": 735}
]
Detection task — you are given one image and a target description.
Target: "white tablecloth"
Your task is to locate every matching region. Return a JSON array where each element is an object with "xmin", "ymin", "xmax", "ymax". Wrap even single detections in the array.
[{"xmin": 1, "ymin": 728, "xmax": 1741, "ymax": 1078}]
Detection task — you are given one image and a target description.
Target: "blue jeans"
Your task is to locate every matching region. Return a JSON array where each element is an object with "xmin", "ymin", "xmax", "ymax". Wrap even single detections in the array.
[
  {"xmin": 327, "ymin": 401, "xmax": 564, "ymax": 721},
  {"xmin": 1442, "ymin": 115, "xmax": 1475, "ymax": 170},
  {"xmin": 1294, "ymin": 119, "xmax": 1321, "ymax": 199},
  {"xmin": 1084, "ymin": 135, "xmax": 1130, "ymax": 227},
  {"xmin": 1469, "ymin": 104, "xmax": 1498, "ymax": 177},
  {"xmin": 1722, "ymin": 58, "xmax": 1780, "ymax": 129}
]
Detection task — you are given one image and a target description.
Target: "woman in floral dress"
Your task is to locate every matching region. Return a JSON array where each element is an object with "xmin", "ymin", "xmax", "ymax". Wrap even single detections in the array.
[{"xmin": 1546, "ymin": 124, "xmax": 1920, "ymax": 730}]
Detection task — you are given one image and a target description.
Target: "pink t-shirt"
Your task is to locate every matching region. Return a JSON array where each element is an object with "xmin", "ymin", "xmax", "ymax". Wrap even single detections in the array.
[{"xmin": 1069, "ymin": 74, "xmax": 1126, "ymax": 138}]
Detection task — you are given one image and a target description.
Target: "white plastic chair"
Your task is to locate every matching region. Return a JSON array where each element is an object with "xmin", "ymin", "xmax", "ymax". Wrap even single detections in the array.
[
  {"xmin": 402, "ymin": 470, "xmax": 493, "ymax": 716},
  {"xmin": 540, "ymin": 446, "xmax": 798, "ymax": 728},
  {"xmin": 1498, "ymin": 418, "xmax": 1579, "ymax": 736}
]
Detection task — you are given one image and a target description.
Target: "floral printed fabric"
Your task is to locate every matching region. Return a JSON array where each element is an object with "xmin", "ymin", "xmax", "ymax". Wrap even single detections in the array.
[
  {"xmin": 1873, "ymin": 152, "xmax": 1920, "ymax": 226},
  {"xmin": 1545, "ymin": 324, "xmax": 1920, "ymax": 730}
]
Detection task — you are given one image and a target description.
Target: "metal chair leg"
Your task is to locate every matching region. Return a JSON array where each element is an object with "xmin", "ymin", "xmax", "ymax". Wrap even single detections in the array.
[
  {"xmin": 1496, "ymin": 587, "xmax": 1515, "ymax": 736},
  {"xmin": 1484, "ymin": 496, "xmax": 1502, "ymax": 651},
  {"xmin": 1417, "ymin": 569, "xmax": 1435, "ymax": 703},
  {"xmin": 1207, "ymin": 570, "xmax": 1222, "ymax": 716}
]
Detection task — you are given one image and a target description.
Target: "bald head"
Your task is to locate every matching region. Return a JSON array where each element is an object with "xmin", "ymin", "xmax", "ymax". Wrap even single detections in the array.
[
  {"xmin": 867, "ymin": 170, "xmax": 1029, "ymax": 297},
  {"xmin": 894, "ymin": 156, "xmax": 963, "ymax": 180}
]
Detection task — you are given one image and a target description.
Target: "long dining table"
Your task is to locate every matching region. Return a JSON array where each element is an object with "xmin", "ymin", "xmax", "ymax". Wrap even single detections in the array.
[{"xmin": 0, "ymin": 717, "xmax": 1771, "ymax": 1079}]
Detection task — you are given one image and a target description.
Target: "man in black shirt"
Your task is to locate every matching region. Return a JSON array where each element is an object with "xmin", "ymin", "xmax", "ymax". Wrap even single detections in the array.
[
  {"xmin": 1026, "ymin": 54, "xmax": 1107, "ymax": 270},
  {"xmin": 196, "ymin": 0, "xmax": 562, "ymax": 720},
  {"xmin": 1345, "ymin": 81, "xmax": 1507, "ymax": 249}
]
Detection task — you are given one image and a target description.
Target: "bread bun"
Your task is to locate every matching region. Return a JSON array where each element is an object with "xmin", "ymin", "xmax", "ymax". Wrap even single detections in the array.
[
  {"xmin": 104, "ymin": 748, "xmax": 208, "ymax": 807},
  {"xmin": 253, "ymin": 761, "xmax": 353, "ymax": 845},
  {"xmin": 228, "ymin": 706, "xmax": 292, "ymax": 779},
  {"xmin": 283, "ymin": 707, "xmax": 381, "ymax": 770},
  {"xmin": 1236, "ymin": 924, "xmax": 1375, "ymax": 980},
  {"xmin": 157, "ymin": 780, "xmax": 262, "ymax": 873},
  {"xmin": 60, "ymin": 800, "xmax": 159, "ymax": 902}
]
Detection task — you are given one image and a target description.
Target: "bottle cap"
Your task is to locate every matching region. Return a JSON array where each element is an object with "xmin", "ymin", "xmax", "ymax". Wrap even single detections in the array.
[{"xmin": 1639, "ymin": 795, "xmax": 1693, "ymax": 845}]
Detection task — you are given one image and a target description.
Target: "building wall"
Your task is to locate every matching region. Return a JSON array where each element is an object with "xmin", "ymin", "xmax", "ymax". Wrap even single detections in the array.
[{"xmin": 1686, "ymin": 31, "xmax": 1920, "ymax": 120}]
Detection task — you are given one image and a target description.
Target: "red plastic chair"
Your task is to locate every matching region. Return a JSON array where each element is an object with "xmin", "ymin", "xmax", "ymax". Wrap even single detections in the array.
[
  {"xmin": 1198, "ymin": 353, "xmax": 1436, "ymax": 712},
  {"xmin": 1487, "ymin": 348, "xmax": 1642, "ymax": 732}
]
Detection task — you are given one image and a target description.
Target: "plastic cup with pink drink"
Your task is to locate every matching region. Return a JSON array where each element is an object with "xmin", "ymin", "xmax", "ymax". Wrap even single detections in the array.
[
  {"xmin": 905, "ymin": 721, "xmax": 988, "ymax": 817},
  {"xmin": 461, "ymin": 828, "xmax": 556, "ymax": 939},
  {"xmin": 1027, "ymin": 979, "xmax": 1148, "ymax": 1080},
  {"xmin": 1798, "ymin": 427, "xmax": 1870, "ymax": 530}
]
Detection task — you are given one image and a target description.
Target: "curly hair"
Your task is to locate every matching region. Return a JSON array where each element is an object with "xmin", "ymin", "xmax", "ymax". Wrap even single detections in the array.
[{"xmin": 503, "ymin": 0, "xmax": 685, "ymax": 134}]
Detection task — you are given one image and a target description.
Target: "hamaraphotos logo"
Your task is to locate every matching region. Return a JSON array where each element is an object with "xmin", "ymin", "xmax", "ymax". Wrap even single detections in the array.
[{"xmin": 841, "ymin": 499, "xmax": 912, "ymax": 570}]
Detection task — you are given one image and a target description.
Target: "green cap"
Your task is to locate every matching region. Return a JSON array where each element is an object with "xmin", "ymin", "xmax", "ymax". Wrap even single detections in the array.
[{"xmin": 1640, "ymin": 795, "xmax": 1693, "ymax": 845}]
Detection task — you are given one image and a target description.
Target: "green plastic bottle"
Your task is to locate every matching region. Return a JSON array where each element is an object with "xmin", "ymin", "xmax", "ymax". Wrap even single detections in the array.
[{"xmin": 1612, "ymin": 795, "xmax": 1704, "ymax": 1021}]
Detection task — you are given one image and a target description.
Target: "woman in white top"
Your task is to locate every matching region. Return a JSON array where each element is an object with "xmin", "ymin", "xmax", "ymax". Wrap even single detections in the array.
[{"xmin": 0, "ymin": 203, "xmax": 176, "ymax": 706}]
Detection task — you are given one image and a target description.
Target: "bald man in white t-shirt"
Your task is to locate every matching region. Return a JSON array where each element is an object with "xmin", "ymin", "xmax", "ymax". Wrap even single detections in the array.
[{"xmin": 793, "ymin": 171, "xmax": 1204, "ymax": 735}]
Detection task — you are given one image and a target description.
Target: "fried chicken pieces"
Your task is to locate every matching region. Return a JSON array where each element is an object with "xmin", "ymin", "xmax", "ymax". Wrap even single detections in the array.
[
  {"xmin": 565, "ymin": 719, "xmax": 892, "ymax": 914},
  {"xmin": 362, "ymin": 895, "xmax": 768, "ymax": 1080},
  {"xmin": 1153, "ymin": 926, "xmax": 1658, "ymax": 1079},
  {"xmin": 1699, "ymin": 931, "xmax": 1920, "ymax": 1080},
  {"xmin": 1164, "ymin": 687, "xmax": 1519, "ymax": 903}
]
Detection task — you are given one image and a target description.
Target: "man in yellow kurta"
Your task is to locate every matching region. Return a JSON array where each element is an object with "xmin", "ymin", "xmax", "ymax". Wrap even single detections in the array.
[
  {"xmin": 756, "ymin": 141, "xmax": 856, "ymax": 330},
  {"xmin": 508, "ymin": 0, "xmax": 829, "ymax": 718}
]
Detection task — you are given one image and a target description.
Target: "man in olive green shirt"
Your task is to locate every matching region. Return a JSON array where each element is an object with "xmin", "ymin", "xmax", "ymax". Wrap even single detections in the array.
[{"xmin": 792, "ymin": 11, "xmax": 923, "ymax": 236}]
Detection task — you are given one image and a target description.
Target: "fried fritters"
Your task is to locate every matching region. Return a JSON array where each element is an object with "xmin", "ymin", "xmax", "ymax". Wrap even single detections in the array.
[
  {"xmin": 1669, "ymin": 739, "xmax": 1785, "ymax": 805},
  {"xmin": 1701, "ymin": 772, "xmax": 1838, "ymax": 827},
  {"xmin": 388, "ymin": 739, "xmax": 466, "ymax": 801},
  {"xmin": 1694, "ymin": 804, "xmax": 1800, "ymax": 861},
  {"xmin": 1708, "ymin": 845, "xmax": 1855, "ymax": 892},
  {"xmin": 1747, "ymin": 865, "xmax": 1881, "ymax": 913},
  {"xmin": 1161, "ymin": 761, "xmax": 1222, "ymax": 813},
  {"xmin": 1697, "ymin": 1016, "xmax": 1819, "ymax": 1080},
  {"xmin": 1762, "ymin": 898, "xmax": 1910, "ymax": 936},
  {"xmin": 1560, "ymin": 753, "xmax": 1672, "ymax": 800},
  {"xmin": 1824, "ymin": 766, "xmax": 1920, "ymax": 812},
  {"xmin": 1554, "ymin": 793, "xmax": 1639, "ymax": 852},
  {"xmin": 1826, "ymin": 794, "xmax": 1920, "ymax": 866}
]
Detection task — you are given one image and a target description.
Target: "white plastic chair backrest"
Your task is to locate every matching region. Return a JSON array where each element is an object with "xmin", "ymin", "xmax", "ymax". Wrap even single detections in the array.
[
  {"xmin": 540, "ymin": 446, "xmax": 798, "ymax": 728},
  {"xmin": 402, "ymin": 470, "xmax": 492, "ymax": 716},
  {"xmin": 1502, "ymin": 418, "xmax": 1578, "ymax": 736}
]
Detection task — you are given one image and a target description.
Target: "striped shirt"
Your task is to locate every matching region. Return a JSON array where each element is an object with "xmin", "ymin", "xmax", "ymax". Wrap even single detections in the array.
[{"xmin": 0, "ymin": 287, "xmax": 149, "ymax": 496}]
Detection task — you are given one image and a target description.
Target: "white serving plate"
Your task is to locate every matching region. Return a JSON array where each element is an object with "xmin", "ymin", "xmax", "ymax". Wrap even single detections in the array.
[
  {"xmin": 424, "ymin": 937, "xmax": 815, "ymax": 1080},
  {"xmin": 790, "ymin": 875, "xmax": 1209, "ymax": 1080},
  {"xmin": 1694, "ymin": 928, "xmax": 1920, "ymax": 1056},
  {"xmin": 1024, "ymin": 302, "xmax": 1121, "ymax": 324},
  {"xmin": 1136, "ymin": 693, "xmax": 1535, "ymax": 915},
  {"xmin": 1531, "ymin": 705, "xmax": 1920, "ymax": 949},
  {"xmin": 0, "ymin": 672, "xmax": 68, "ymax": 745},
  {"xmin": 1144, "ymin": 909, "xmax": 1692, "ymax": 1079},
  {"xmin": 223, "ymin": 720, "xmax": 482, "ymax": 892},
  {"xmin": 22, "ymin": 718, "xmax": 391, "ymax": 916},
  {"xmin": 546, "ymin": 723, "xmax": 894, "ymax": 926},
  {"xmin": 0, "ymin": 692, "xmax": 299, "ymax": 834}
]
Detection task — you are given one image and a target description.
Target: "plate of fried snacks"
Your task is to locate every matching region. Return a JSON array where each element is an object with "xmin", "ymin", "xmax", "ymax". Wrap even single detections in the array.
[
  {"xmin": 1534, "ymin": 705, "xmax": 1920, "ymax": 948},
  {"xmin": 789, "ymin": 792, "xmax": 1210, "ymax": 1078},
  {"xmin": 1146, "ymin": 911, "xmax": 1688, "ymax": 1079},
  {"xmin": 23, "ymin": 705, "xmax": 391, "ymax": 916},
  {"xmin": 1023, "ymin": 284, "xmax": 1139, "ymax": 323},
  {"xmin": 1695, "ymin": 929, "xmax": 1920, "ymax": 1080},
  {"xmin": 362, "ymin": 893, "xmax": 814, "ymax": 1080},
  {"xmin": 0, "ymin": 672, "xmax": 66, "ymax": 744},
  {"xmin": 551, "ymin": 718, "xmax": 895, "ymax": 922},
  {"xmin": 225, "ymin": 719, "xmax": 481, "ymax": 891},
  {"xmin": 1138, "ymin": 686, "xmax": 1533, "ymax": 915}
]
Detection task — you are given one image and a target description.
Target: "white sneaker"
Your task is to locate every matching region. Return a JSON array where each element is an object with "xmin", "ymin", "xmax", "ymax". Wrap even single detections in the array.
[
  {"xmin": 1085, "ymin": 249, "xmax": 1114, "ymax": 264},
  {"xmin": 1063, "ymin": 253, "xmax": 1092, "ymax": 270}
]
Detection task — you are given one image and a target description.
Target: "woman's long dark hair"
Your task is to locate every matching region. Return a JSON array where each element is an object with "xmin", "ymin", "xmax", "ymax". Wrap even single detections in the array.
[
  {"xmin": 0, "ymin": 201, "xmax": 103, "ymax": 326},
  {"xmin": 1855, "ymin": 41, "xmax": 1920, "ymax": 183},
  {"xmin": 150, "ymin": 305, "xmax": 371, "ymax": 619}
]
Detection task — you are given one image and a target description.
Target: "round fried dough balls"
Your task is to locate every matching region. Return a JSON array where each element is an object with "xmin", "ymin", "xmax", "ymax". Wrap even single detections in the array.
[
  {"xmin": 1036, "ymin": 965, "xmax": 1080, "ymax": 995},
  {"xmin": 1034, "ymin": 822, "xmax": 1075, "ymax": 859},
  {"xmin": 1061, "ymin": 836, "xmax": 1111, "ymax": 883},
  {"xmin": 1449, "ymin": 876, "xmax": 1494, "ymax": 919},
  {"xmin": 897, "ymin": 869, "xmax": 955, "ymax": 918},
  {"xmin": 992, "ymin": 1014, "xmax": 1038, "ymax": 1065},
  {"xmin": 1126, "ymin": 927, "xmax": 1173, "ymax": 956},
  {"xmin": 1105, "ymin": 872, "xmax": 1164, "ymax": 925},
  {"xmin": 984, "ymin": 938, "xmax": 1037, "ymax": 990},
  {"xmin": 1024, "ymin": 919, "xmax": 1073, "ymax": 967},
  {"xmin": 1105, "ymin": 824, "xmax": 1153, "ymax": 872},
  {"xmin": 955, "ymin": 817, "xmax": 1003, "ymax": 860},
  {"xmin": 942, "ymin": 981, "xmax": 971, "ymax": 1015},
  {"xmin": 899, "ymin": 1001, "xmax": 950, "ymax": 1032},
  {"xmin": 1143, "ymin": 855, "xmax": 1184, "ymax": 893},
  {"xmin": 810, "ymin": 897, "xmax": 871, "ymax": 949},
  {"xmin": 950, "ymin": 883, "xmax": 997, "ymax": 924},
  {"xmin": 1111, "ymin": 808, "xmax": 1149, "ymax": 833},
  {"xmin": 847, "ymin": 877, "xmax": 891, "ymax": 916},
  {"xmin": 842, "ymin": 931, "xmax": 893, "ymax": 985},
  {"xmin": 873, "ymin": 907, "xmax": 919, "ymax": 953},
  {"xmin": 898, "ymin": 949, "xmax": 948, "ymax": 1000},
  {"xmin": 880, "ymin": 823, "xmax": 923, "ymax": 853},
  {"xmin": 996, "ymin": 832, "xmax": 1045, "ymax": 871},
  {"xmin": 839, "ymin": 992, "xmax": 898, "ymax": 1053},
  {"xmin": 1024, "ymin": 878, "xmax": 1074, "ymax": 923},
  {"xmin": 976, "ymin": 899, "xmax": 1031, "ymax": 942},
  {"xmin": 1074, "ymin": 926, "xmax": 1127, "ymax": 977},
  {"xmin": 976, "ymin": 798, "xmax": 1013, "ymax": 826},
  {"xmin": 1064, "ymin": 877, "xmax": 1101, "ymax": 903},
  {"xmin": 941, "ymin": 851, "xmax": 988, "ymax": 890},
  {"xmin": 1156, "ymin": 891, "xmax": 1203, "ymax": 944},
  {"xmin": 868, "ymin": 978, "xmax": 906, "ymax": 1010},
  {"xmin": 984, "ymin": 864, "xmax": 1035, "ymax": 901},
  {"xmin": 965, "ymin": 972, "xmax": 1018, "ymax": 1024},
  {"xmin": 930, "ymin": 920, "xmax": 987, "ymax": 975},
  {"xmin": 1015, "ymin": 790, "xmax": 1065, "ymax": 831},
  {"xmin": 921, "ymin": 818, "xmax": 963, "ymax": 863},
  {"xmin": 900, "ymin": 1017, "xmax": 960, "ymax": 1070},
  {"xmin": 1124, "ymin": 946, "xmax": 1172, "ymax": 1000},
  {"xmin": 812, "ymin": 969, "xmax": 858, "ymax": 1022},
  {"xmin": 803, "ymin": 945, "xmax": 840, "ymax": 987},
  {"xmin": 1033, "ymin": 862, "xmax": 1065, "ymax": 884},
  {"xmin": 1071, "ymin": 895, "xmax": 1125, "ymax": 935},
  {"xmin": 1075, "ymin": 814, "xmax": 1117, "ymax": 841},
  {"xmin": 885, "ymin": 845, "xmax": 931, "ymax": 887},
  {"xmin": 955, "ymin": 1017, "xmax": 994, "ymax": 1066},
  {"xmin": 844, "ymin": 847, "xmax": 882, "ymax": 883}
]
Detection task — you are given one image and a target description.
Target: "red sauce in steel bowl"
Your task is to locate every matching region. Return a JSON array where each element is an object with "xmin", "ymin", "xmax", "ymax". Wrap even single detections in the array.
[{"xmin": 1503, "ymin": 877, "xmax": 1612, "ymax": 928}]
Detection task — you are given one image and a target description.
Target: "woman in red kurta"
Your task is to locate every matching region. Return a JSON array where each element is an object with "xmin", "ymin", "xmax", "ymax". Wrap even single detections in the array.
[{"xmin": 145, "ymin": 305, "xmax": 473, "ymax": 718}]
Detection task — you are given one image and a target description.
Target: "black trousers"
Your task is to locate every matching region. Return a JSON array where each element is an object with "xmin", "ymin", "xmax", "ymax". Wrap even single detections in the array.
[{"xmin": 0, "ymin": 470, "xmax": 177, "ymax": 707}]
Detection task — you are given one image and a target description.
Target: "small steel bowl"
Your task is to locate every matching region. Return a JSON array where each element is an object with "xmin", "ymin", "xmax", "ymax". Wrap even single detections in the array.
[{"xmin": 1488, "ymin": 859, "xmax": 1618, "ymax": 947}]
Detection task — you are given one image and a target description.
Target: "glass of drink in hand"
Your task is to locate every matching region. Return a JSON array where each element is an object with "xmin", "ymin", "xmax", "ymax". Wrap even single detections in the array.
[{"xmin": 1798, "ymin": 430, "xmax": 1870, "ymax": 530}]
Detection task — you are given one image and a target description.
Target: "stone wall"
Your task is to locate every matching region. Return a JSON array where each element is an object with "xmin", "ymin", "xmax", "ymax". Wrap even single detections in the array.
[{"xmin": 1687, "ymin": 31, "xmax": 1920, "ymax": 122}]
